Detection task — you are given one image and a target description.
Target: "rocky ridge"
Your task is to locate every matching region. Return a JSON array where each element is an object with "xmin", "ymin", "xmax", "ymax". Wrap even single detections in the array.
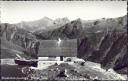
[{"xmin": 0, "ymin": 15, "xmax": 127, "ymax": 74}]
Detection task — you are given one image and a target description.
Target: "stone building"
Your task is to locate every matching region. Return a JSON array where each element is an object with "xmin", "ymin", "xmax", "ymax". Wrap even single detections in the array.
[{"xmin": 37, "ymin": 39, "xmax": 77, "ymax": 67}]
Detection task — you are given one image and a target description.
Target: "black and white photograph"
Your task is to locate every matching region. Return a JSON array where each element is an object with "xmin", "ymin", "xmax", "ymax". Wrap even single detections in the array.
[{"xmin": 0, "ymin": 0, "xmax": 127, "ymax": 80}]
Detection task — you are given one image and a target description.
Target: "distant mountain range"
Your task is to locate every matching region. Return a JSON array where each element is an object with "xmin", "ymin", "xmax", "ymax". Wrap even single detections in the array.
[
  {"xmin": 34, "ymin": 15, "xmax": 127, "ymax": 40},
  {"xmin": 0, "ymin": 15, "xmax": 127, "ymax": 74},
  {"xmin": 16, "ymin": 17, "xmax": 70, "ymax": 32}
]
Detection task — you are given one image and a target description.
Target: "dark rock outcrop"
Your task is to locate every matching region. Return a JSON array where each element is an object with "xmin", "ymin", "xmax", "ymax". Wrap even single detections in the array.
[{"xmin": 77, "ymin": 30, "xmax": 127, "ymax": 74}]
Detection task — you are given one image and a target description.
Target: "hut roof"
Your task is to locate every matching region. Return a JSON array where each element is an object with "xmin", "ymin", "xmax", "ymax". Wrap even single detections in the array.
[{"xmin": 38, "ymin": 39, "xmax": 77, "ymax": 57}]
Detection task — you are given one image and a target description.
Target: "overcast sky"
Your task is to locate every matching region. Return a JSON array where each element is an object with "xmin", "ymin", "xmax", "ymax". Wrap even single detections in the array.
[{"xmin": 1, "ymin": 1, "xmax": 127, "ymax": 24}]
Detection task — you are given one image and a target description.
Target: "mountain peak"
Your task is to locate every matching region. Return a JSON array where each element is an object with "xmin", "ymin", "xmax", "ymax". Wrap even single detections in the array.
[
  {"xmin": 62, "ymin": 17, "xmax": 70, "ymax": 21},
  {"xmin": 41, "ymin": 17, "xmax": 53, "ymax": 21},
  {"xmin": 54, "ymin": 17, "xmax": 70, "ymax": 26},
  {"xmin": 76, "ymin": 18, "xmax": 82, "ymax": 22},
  {"xmin": 55, "ymin": 17, "xmax": 69, "ymax": 21}
]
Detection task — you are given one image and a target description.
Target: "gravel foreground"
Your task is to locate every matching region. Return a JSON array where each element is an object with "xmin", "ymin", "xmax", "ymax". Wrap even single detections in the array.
[{"xmin": 26, "ymin": 62, "xmax": 127, "ymax": 80}]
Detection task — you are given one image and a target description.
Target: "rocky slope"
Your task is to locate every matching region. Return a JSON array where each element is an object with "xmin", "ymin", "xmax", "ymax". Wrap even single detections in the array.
[
  {"xmin": 0, "ymin": 23, "xmax": 39, "ymax": 59},
  {"xmin": 78, "ymin": 16, "xmax": 127, "ymax": 74}
]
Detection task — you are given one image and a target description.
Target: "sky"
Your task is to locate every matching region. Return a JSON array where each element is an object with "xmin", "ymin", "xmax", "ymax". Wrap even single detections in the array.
[{"xmin": 0, "ymin": 1, "xmax": 127, "ymax": 24}]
